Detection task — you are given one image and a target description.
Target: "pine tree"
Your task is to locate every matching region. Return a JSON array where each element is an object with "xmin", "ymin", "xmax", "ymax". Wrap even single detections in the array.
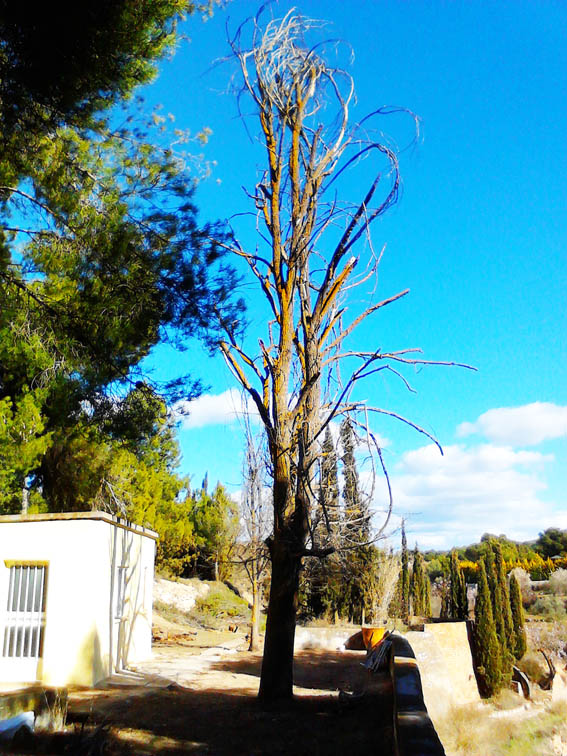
[
  {"xmin": 509, "ymin": 573, "xmax": 527, "ymax": 661},
  {"xmin": 473, "ymin": 560, "xmax": 503, "ymax": 697}
]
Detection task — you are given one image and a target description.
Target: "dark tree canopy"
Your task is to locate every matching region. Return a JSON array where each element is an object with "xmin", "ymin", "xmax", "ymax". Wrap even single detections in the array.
[
  {"xmin": 0, "ymin": 1, "xmax": 213, "ymax": 142},
  {"xmin": 535, "ymin": 528, "xmax": 567, "ymax": 558},
  {"xmin": 0, "ymin": 0, "xmax": 243, "ymax": 515}
]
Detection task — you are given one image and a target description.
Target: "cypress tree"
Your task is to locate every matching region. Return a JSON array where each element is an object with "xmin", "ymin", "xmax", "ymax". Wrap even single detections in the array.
[
  {"xmin": 494, "ymin": 541, "xmax": 514, "ymax": 653},
  {"xmin": 320, "ymin": 426, "xmax": 340, "ymax": 539},
  {"xmin": 509, "ymin": 573, "xmax": 527, "ymax": 660},
  {"xmin": 473, "ymin": 559, "xmax": 503, "ymax": 697},
  {"xmin": 340, "ymin": 418, "xmax": 369, "ymax": 541},
  {"xmin": 410, "ymin": 545, "xmax": 428, "ymax": 616},
  {"xmin": 339, "ymin": 419, "xmax": 371, "ymax": 622},
  {"xmin": 449, "ymin": 550, "xmax": 468, "ymax": 619},
  {"xmin": 486, "ymin": 542, "xmax": 506, "ymax": 645},
  {"xmin": 485, "ymin": 543, "xmax": 496, "ymax": 603},
  {"xmin": 317, "ymin": 427, "xmax": 342, "ymax": 618},
  {"xmin": 423, "ymin": 569, "xmax": 432, "ymax": 617},
  {"xmin": 410, "ymin": 545, "xmax": 422, "ymax": 615},
  {"xmin": 388, "ymin": 573, "xmax": 404, "ymax": 618},
  {"xmin": 401, "ymin": 520, "xmax": 410, "ymax": 619}
]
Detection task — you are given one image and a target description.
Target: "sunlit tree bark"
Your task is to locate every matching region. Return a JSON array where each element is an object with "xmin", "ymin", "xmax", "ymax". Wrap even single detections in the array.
[{"xmin": 215, "ymin": 10, "xmax": 471, "ymax": 702}]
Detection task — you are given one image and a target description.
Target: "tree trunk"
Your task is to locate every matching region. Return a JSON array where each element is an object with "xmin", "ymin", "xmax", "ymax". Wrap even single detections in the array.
[
  {"xmin": 249, "ymin": 566, "xmax": 260, "ymax": 652},
  {"xmin": 258, "ymin": 535, "xmax": 302, "ymax": 702}
]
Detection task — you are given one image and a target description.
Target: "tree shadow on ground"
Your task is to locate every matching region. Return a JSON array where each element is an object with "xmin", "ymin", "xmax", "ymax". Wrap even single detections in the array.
[
  {"xmin": 10, "ymin": 651, "xmax": 394, "ymax": 755},
  {"xmin": 210, "ymin": 649, "xmax": 380, "ymax": 694}
]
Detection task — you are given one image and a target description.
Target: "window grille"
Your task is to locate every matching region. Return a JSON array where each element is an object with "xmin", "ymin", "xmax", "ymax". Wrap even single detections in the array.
[{"xmin": 2, "ymin": 564, "xmax": 46, "ymax": 660}]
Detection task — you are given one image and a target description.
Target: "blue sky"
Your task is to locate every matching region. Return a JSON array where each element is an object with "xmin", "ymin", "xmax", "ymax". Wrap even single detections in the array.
[{"xmin": 140, "ymin": 1, "xmax": 566, "ymax": 549}]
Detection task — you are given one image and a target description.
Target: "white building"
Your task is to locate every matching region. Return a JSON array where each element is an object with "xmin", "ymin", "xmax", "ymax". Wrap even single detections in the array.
[{"xmin": 0, "ymin": 511, "xmax": 157, "ymax": 687}]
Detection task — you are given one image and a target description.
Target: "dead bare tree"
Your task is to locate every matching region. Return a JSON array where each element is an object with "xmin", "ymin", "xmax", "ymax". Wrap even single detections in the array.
[
  {"xmin": 239, "ymin": 421, "xmax": 271, "ymax": 652},
  {"xmin": 214, "ymin": 10, "xmax": 472, "ymax": 701}
]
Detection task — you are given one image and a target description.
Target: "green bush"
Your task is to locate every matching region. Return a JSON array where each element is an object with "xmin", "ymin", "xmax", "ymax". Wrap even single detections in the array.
[
  {"xmin": 549, "ymin": 569, "xmax": 567, "ymax": 596},
  {"xmin": 529, "ymin": 595, "xmax": 566, "ymax": 620},
  {"xmin": 193, "ymin": 583, "xmax": 250, "ymax": 625},
  {"xmin": 517, "ymin": 652, "xmax": 548, "ymax": 685}
]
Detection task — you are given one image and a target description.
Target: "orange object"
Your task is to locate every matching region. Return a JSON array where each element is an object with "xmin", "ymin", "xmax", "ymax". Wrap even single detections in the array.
[{"xmin": 361, "ymin": 627, "xmax": 387, "ymax": 650}]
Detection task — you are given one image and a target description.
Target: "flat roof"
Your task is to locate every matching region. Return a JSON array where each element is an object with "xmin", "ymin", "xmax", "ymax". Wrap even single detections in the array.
[{"xmin": 0, "ymin": 511, "xmax": 158, "ymax": 540}]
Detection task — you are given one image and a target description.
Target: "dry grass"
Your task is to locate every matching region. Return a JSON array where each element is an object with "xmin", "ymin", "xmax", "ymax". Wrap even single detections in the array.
[{"xmin": 436, "ymin": 699, "xmax": 567, "ymax": 756}]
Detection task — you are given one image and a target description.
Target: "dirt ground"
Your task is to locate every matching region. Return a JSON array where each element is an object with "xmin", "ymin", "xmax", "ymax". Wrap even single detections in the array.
[{"xmin": 11, "ymin": 623, "xmax": 394, "ymax": 755}]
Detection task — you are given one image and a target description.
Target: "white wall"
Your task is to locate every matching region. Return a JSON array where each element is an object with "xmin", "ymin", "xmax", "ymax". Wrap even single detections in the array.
[{"xmin": 0, "ymin": 513, "xmax": 156, "ymax": 686}]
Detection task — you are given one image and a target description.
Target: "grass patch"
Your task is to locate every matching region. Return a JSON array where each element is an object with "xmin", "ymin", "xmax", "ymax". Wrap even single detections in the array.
[
  {"xmin": 436, "ymin": 700, "xmax": 567, "ymax": 756},
  {"xmin": 192, "ymin": 583, "xmax": 250, "ymax": 629},
  {"xmin": 153, "ymin": 579, "xmax": 264, "ymax": 633},
  {"xmin": 153, "ymin": 599, "xmax": 194, "ymax": 627}
]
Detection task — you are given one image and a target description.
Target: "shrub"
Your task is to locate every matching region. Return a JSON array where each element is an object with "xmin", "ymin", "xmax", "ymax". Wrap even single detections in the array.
[
  {"xmin": 194, "ymin": 583, "xmax": 249, "ymax": 622},
  {"xmin": 529, "ymin": 595, "xmax": 566, "ymax": 620},
  {"xmin": 517, "ymin": 651, "xmax": 548, "ymax": 685},
  {"xmin": 549, "ymin": 568, "xmax": 567, "ymax": 596},
  {"xmin": 509, "ymin": 567, "xmax": 535, "ymax": 607}
]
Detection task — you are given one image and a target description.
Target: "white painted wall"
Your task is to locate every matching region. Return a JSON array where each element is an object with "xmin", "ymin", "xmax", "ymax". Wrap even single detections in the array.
[{"xmin": 0, "ymin": 513, "xmax": 156, "ymax": 687}]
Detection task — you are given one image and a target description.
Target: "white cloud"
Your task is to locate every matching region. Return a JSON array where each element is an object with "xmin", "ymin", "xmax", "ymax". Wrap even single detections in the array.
[
  {"xmin": 457, "ymin": 402, "xmax": 567, "ymax": 446},
  {"xmin": 173, "ymin": 389, "xmax": 260, "ymax": 430},
  {"xmin": 376, "ymin": 442, "xmax": 561, "ymax": 550}
]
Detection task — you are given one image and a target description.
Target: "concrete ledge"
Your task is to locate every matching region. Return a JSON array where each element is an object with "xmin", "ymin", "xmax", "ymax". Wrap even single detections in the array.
[
  {"xmin": 389, "ymin": 635, "xmax": 445, "ymax": 756},
  {"xmin": 0, "ymin": 511, "xmax": 158, "ymax": 540}
]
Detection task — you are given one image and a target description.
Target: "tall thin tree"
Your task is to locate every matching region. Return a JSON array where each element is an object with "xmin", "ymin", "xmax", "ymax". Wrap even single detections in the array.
[
  {"xmin": 473, "ymin": 559, "xmax": 503, "ymax": 697},
  {"xmin": 216, "ymin": 11, "xmax": 471, "ymax": 701},
  {"xmin": 509, "ymin": 572, "xmax": 527, "ymax": 661}
]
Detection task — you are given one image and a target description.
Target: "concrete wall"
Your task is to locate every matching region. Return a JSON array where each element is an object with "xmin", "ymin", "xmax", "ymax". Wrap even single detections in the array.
[
  {"xmin": 0, "ymin": 512, "xmax": 156, "ymax": 687},
  {"xmin": 405, "ymin": 622, "xmax": 479, "ymax": 723}
]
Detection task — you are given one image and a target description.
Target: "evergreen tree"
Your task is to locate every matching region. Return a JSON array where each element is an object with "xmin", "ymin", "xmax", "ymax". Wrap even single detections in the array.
[
  {"xmin": 340, "ymin": 418, "xmax": 368, "ymax": 541},
  {"xmin": 337, "ymin": 418, "xmax": 373, "ymax": 623},
  {"xmin": 410, "ymin": 545, "xmax": 426, "ymax": 616},
  {"xmin": 450, "ymin": 550, "xmax": 468, "ymax": 619},
  {"xmin": 494, "ymin": 541, "xmax": 514, "ymax": 652},
  {"xmin": 509, "ymin": 573, "xmax": 527, "ymax": 661},
  {"xmin": 423, "ymin": 569, "xmax": 432, "ymax": 617},
  {"xmin": 473, "ymin": 560, "xmax": 503, "ymax": 697},
  {"xmin": 0, "ymin": 2, "xmax": 242, "ymax": 516},
  {"xmin": 401, "ymin": 520, "xmax": 410, "ymax": 619},
  {"xmin": 308, "ymin": 426, "xmax": 341, "ymax": 619},
  {"xmin": 311, "ymin": 426, "xmax": 339, "ymax": 548},
  {"xmin": 486, "ymin": 541, "xmax": 512, "ymax": 677}
]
